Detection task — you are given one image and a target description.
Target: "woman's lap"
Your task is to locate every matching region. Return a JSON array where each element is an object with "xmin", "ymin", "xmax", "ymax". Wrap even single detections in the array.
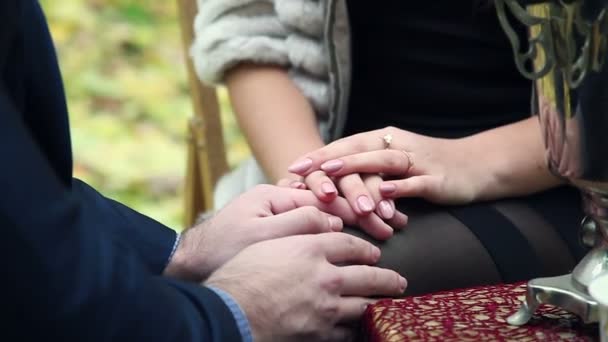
[{"xmin": 344, "ymin": 186, "xmax": 587, "ymax": 296}]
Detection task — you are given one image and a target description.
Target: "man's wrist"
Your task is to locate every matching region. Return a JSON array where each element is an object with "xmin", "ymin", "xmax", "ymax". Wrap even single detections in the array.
[
  {"xmin": 163, "ymin": 224, "xmax": 206, "ymax": 281},
  {"xmin": 166, "ymin": 232, "xmax": 182, "ymax": 266},
  {"xmin": 208, "ymin": 286, "xmax": 253, "ymax": 342}
]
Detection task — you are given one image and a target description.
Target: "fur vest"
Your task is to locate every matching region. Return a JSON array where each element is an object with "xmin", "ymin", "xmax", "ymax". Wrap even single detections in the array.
[{"xmin": 191, "ymin": 0, "xmax": 351, "ymax": 209}]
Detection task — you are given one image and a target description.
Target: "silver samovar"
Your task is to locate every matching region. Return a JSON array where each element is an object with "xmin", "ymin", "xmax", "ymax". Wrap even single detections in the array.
[{"xmin": 493, "ymin": 0, "xmax": 608, "ymax": 325}]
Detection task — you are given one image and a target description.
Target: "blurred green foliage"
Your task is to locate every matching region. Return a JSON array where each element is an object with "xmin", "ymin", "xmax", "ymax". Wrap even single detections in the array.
[{"xmin": 40, "ymin": 0, "xmax": 251, "ymax": 231}]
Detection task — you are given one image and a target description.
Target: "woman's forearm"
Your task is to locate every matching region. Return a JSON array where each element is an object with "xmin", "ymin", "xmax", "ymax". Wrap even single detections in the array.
[
  {"xmin": 463, "ymin": 116, "xmax": 564, "ymax": 201},
  {"xmin": 225, "ymin": 64, "xmax": 325, "ymax": 182}
]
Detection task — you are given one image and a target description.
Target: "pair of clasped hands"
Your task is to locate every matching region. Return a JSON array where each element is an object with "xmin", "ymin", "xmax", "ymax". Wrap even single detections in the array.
[
  {"xmin": 194, "ymin": 127, "xmax": 477, "ymax": 341},
  {"xmin": 278, "ymin": 127, "xmax": 477, "ymax": 240}
]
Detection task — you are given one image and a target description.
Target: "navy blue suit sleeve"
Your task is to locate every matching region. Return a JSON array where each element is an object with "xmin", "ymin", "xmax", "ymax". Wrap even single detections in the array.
[
  {"xmin": 71, "ymin": 179, "xmax": 179, "ymax": 274},
  {"xmin": 0, "ymin": 89, "xmax": 242, "ymax": 341},
  {"xmin": 9, "ymin": 0, "xmax": 178, "ymax": 275}
]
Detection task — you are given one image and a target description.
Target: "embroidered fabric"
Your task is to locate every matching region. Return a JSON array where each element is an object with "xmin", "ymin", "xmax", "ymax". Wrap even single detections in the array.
[{"xmin": 362, "ymin": 282, "xmax": 598, "ymax": 341}]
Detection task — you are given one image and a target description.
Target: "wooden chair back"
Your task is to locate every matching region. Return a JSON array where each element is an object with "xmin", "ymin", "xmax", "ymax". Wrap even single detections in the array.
[{"xmin": 177, "ymin": 0, "xmax": 229, "ymax": 227}]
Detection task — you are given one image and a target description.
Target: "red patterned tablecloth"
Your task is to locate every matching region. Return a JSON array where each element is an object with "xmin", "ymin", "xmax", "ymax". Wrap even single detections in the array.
[{"xmin": 362, "ymin": 282, "xmax": 599, "ymax": 341}]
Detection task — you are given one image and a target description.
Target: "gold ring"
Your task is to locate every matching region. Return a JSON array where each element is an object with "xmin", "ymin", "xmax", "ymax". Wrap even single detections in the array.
[
  {"xmin": 401, "ymin": 150, "xmax": 414, "ymax": 173},
  {"xmin": 382, "ymin": 134, "xmax": 393, "ymax": 149}
]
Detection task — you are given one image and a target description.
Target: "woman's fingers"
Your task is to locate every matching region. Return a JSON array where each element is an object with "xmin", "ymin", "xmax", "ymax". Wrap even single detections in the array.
[
  {"xmin": 362, "ymin": 175, "xmax": 395, "ymax": 220},
  {"xmin": 337, "ymin": 174, "xmax": 375, "ymax": 215},
  {"xmin": 356, "ymin": 213, "xmax": 394, "ymax": 240},
  {"xmin": 387, "ymin": 211, "xmax": 409, "ymax": 230},
  {"xmin": 303, "ymin": 170, "xmax": 338, "ymax": 202},
  {"xmin": 287, "ymin": 129, "xmax": 388, "ymax": 176},
  {"xmin": 336, "ymin": 174, "xmax": 398, "ymax": 240},
  {"xmin": 300, "ymin": 171, "xmax": 409, "ymax": 235},
  {"xmin": 380, "ymin": 175, "xmax": 438, "ymax": 200},
  {"xmin": 320, "ymin": 150, "xmax": 414, "ymax": 177},
  {"xmin": 362, "ymin": 175, "xmax": 409, "ymax": 229}
]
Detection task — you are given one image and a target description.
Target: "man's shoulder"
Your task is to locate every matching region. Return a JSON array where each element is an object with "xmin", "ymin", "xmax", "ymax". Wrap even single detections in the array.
[
  {"xmin": 0, "ymin": 0, "xmax": 19, "ymax": 30},
  {"xmin": 0, "ymin": 0, "xmax": 19, "ymax": 70}
]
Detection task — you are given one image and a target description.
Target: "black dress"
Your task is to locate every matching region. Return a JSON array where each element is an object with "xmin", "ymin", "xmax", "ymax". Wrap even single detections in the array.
[{"xmin": 344, "ymin": 1, "xmax": 587, "ymax": 296}]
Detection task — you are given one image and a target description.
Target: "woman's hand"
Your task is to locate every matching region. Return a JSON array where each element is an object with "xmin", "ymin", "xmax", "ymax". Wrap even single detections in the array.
[
  {"xmin": 277, "ymin": 172, "xmax": 408, "ymax": 240},
  {"xmin": 287, "ymin": 127, "xmax": 484, "ymax": 206},
  {"xmin": 305, "ymin": 171, "xmax": 407, "ymax": 226}
]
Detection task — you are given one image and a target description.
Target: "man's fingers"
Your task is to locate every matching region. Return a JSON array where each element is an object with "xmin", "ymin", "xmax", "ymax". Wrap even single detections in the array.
[
  {"xmin": 289, "ymin": 191, "xmax": 395, "ymax": 240},
  {"xmin": 386, "ymin": 210, "xmax": 409, "ymax": 230},
  {"xmin": 303, "ymin": 170, "xmax": 338, "ymax": 202},
  {"xmin": 320, "ymin": 150, "xmax": 414, "ymax": 177},
  {"xmin": 265, "ymin": 187, "xmax": 364, "ymax": 224},
  {"xmin": 262, "ymin": 207, "xmax": 343, "ymax": 238},
  {"xmin": 334, "ymin": 297, "xmax": 378, "ymax": 323},
  {"xmin": 322, "ymin": 326, "xmax": 355, "ymax": 342},
  {"xmin": 264, "ymin": 186, "xmax": 342, "ymax": 214},
  {"xmin": 316, "ymin": 233, "xmax": 381, "ymax": 265},
  {"xmin": 258, "ymin": 186, "xmax": 397, "ymax": 237},
  {"xmin": 276, "ymin": 177, "xmax": 306, "ymax": 189},
  {"xmin": 338, "ymin": 265, "xmax": 407, "ymax": 297},
  {"xmin": 356, "ymin": 213, "xmax": 394, "ymax": 240}
]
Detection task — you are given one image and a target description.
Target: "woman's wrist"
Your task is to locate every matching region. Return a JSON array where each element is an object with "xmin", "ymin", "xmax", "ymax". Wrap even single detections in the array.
[
  {"xmin": 457, "ymin": 118, "xmax": 563, "ymax": 202},
  {"xmin": 455, "ymin": 133, "xmax": 529, "ymax": 202},
  {"xmin": 446, "ymin": 136, "xmax": 496, "ymax": 203},
  {"xmin": 226, "ymin": 65, "xmax": 328, "ymax": 184}
]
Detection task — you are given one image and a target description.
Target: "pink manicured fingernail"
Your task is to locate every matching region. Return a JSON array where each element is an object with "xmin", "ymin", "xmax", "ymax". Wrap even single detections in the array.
[
  {"xmin": 321, "ymin": 182, "xmax": 337, "ymax": 195},
  {"xmin": 379, "ymin": 200, "xmax": 395, "ymax": 219},
  {"xmin": 287, "ymin": 158, "xmax": 313, "ymax": 174},
  {"xmin": 380, "ymin": 183, "xmax": 397, "ymax": 193},
  {"xmin": 357, "ymin": 196, "xmax": 374, "ymax": 213},
  {"xmin": 320, "ymin": 159, "xmax": 344, "ymax": 173}
]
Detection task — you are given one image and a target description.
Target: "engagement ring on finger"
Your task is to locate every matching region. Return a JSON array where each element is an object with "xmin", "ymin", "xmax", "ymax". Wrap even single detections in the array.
[{"xmin": 382, "ymin": 134, "xmax": 393, "ymax": 149}]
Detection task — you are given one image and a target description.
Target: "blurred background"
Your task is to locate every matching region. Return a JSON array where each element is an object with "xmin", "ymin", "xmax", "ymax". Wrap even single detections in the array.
[{"xmin": 40, "ymin": 0, "xmax": 251, "ymax": 231}]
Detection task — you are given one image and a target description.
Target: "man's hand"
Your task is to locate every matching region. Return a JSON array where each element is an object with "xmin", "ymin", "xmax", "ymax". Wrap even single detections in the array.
[
  {"xmin": 206, "ymin": 232, "xmax": 408, "ymax": 342},
  {"xmin": 164, "ymin": 185, "xmax": 394, "ymax": 281}
]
